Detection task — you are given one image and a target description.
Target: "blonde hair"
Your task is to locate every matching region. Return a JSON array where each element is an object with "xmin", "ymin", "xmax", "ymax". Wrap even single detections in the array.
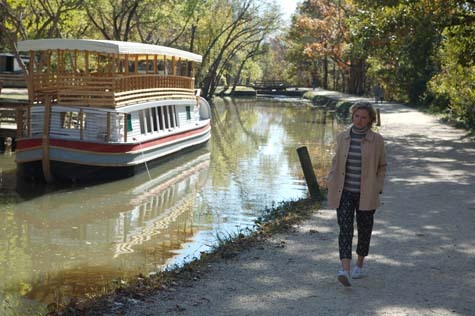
[{"xmin": 350, "ymin": 102, "xmax": 377, "ymax": 129}]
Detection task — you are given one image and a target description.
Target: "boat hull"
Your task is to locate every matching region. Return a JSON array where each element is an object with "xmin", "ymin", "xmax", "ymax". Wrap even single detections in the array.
[
  {"xmin": 16, "ymin": 122, "xmax": 211, "ymax": 182},
  {"xmin": 17, "ymin": 138, "xmax": 210, "ymax": 182}
]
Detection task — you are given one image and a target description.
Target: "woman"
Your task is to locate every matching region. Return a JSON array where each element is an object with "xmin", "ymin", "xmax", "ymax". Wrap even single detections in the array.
[{"xmin": 327, "ymin": 102, "xmax": 387, "ymax": 287}]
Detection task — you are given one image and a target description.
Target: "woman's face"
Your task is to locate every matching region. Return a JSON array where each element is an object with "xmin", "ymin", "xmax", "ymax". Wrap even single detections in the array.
[{"xmin": 352, "ymin": 109, "xmax": 371, "ymax": 129}]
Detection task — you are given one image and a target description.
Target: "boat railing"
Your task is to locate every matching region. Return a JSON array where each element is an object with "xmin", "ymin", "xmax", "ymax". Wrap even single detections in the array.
[{"xmin": 31, "ymin": 73, "xmax": 196, "ymax": 108}]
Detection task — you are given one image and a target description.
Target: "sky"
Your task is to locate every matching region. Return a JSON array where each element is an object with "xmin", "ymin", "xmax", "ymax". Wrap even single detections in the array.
[{"xmin": 276, "ymin": 0, "xmax": 299, "ymax": 24}]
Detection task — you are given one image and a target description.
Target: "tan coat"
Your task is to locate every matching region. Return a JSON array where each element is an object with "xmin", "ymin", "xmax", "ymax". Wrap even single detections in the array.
[{"xmin": 327, "ymin": 128, "xmax": 387, "ymax": 210}]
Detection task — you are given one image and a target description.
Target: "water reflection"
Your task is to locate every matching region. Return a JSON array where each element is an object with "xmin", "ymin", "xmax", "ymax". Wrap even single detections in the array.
[
  {"xmin": 0, "ymin": 97, "xmax": 344, "ymax": 314},
  {"xmin": 1, "ymin": 148, "xmax": 211, "ymax": 313}
]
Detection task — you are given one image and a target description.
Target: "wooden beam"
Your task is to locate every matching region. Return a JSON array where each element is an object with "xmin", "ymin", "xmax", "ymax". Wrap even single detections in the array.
[
  {"xmin": 106, "ymin": 112, "xmax": 111, "ymax": 142},
  {"xmin": 85, "ymin": 50, "xmax": 89, "ymax": 75},
  {"xmin": 79, "ymin": 109, "xmax": 84, "ymax": 140},
  {"xmin": 124, "ymin": 113, "xmax": 128, "ymax": 142},
  {"xmin": 42, "ymin": 99, "xmax": 54, "ymax": 183},
  {"xmin": 15, "ymin": 107, "xmax": 24, "ymax": 138},
  {"xmin": 27, "ymin": 106, "xmax": 30, "ymax": 137},
  {"xmin": 73, "ymin": 50, "xmax": 78, "ymax": 73},
  {"xmin": 145, "ymin": 54, "xmax": 149, "ymax": 74},
  {"xmin": 171, "ymin": 56, "xmax": 176, "ymax": 75},
  {"xmin": 153, "ymin": 55, "xmax": 157, "ymax": 74},
  {"xmin": 28, "ymin": 51, "xmax": 35, "ymax": 102},
  {"xmin": 57, "ymin": 49, "xmax": 61, "ymax": 74}
]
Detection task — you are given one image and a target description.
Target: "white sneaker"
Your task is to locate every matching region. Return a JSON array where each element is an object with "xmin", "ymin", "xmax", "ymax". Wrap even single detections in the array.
[
  {"xmin": 351, "ymin": 266, "xmax": 365, "ymax": 279},
  {"xmin": 337, "ymin": 270, "xmax": 352, "ymax": 287}
]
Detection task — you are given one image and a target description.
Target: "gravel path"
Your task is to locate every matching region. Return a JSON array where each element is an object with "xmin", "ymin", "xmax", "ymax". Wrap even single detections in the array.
[{"xmin": 97, "ymin": 99, "xmax": 475, "ymax": 316}]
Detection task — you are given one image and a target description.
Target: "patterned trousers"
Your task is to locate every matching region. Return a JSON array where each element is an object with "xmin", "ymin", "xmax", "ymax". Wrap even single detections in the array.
[{"xmin": 337, "ymin": 190, "xmax": 375, "ymax": 260}]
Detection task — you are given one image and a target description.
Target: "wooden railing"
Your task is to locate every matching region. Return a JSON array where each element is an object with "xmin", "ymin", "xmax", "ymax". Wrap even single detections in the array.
[
  {"xmin": 31, "ymin": 73, "xmax": 196, "ymax": 108},
  {"xmin": 0, "ymin": 73, "xmax": 27, "ymax": 88}
]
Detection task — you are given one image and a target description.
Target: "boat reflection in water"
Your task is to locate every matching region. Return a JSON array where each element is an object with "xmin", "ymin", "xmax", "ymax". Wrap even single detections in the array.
[{"xmin": 2, "ymin": 148, "xmax": 210, "ymax": 311}]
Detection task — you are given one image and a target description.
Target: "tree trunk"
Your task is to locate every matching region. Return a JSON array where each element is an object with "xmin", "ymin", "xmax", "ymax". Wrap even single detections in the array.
[
  {"xmin": 323, "ymin": 56, "xmax": 328, "ymax": 89},
  {"xmin": 347, "ymin": 58, "xmax": 365, "ymax": 95}
]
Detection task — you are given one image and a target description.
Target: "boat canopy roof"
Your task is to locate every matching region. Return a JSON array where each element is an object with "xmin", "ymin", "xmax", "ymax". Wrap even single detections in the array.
[{"xmin": 17, "ymin": 38, "xmax": 202, "ymax": 63}]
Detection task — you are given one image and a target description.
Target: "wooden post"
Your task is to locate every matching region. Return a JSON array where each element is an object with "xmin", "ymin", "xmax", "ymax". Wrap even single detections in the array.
[
  {"xmin": 42, "ymin": 99, "xmax": 54, "ymax": 183},
  {"xmin": 123, "ymin": 113, "xmax": 128, "ymax": 142},
  {"xmin": 79, "ymin": 109, "xmax": 84, "ymax": 140},
  {"xmin": 28, "ymin": 51, "xmax": 35, "ymax": 102},
  {"xmin": 73, "ymin": 50, "xmax": 78, "ymax": 79},
  {"xmin": 16, "ymin": 107, "xmax": 23, "ymax": 138},
  {"xmin": 85, "ymin": 51, "xmax": 89, "ymax": 75},
  {"xmin": 106, "ymin": 112, "xmax": 111, "ymax": 142},
  {"xmin": 171, "ymin": 56, "xmax": 176, "ymax": 75},
  {"xmin": 145, "ymin": 54, "xmax": 149, "ymax": 74},
  {"xmin": 153, "ymin": 55, "xmax": 157, "ymax": 74},
  {"xmin": 376, "ymin": 108, "xmax": 381, "ymax": 126},
  {"xmin": 26, "ymin": 106, "xmax": 30, "ymax": 137},
  {"xmin": 297, "ymin": 146, "xmax": 322, "ymax": 201}
]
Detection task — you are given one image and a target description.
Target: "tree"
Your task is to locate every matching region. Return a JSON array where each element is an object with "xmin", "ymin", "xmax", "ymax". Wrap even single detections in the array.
[
  {"xmin": 286, "ymin": 0, "xmax": 351, "ymax": 91},
  {"xmin": 428, "ymin": 2, "xmax": 475, "ymax": 126},
  {"xmin": 84, "ymin": 0, "xmax": 148, "ymax": 41},
  {"xmin": 0, "ymin": 0, "xmax": 87, "ymax": 82},
  {"xmin": 195, "ymin": 0, "xmax": 279, "ymax": 99}
]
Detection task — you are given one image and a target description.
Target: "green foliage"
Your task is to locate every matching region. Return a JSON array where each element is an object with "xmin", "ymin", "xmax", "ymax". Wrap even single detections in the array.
[
  {"xmin": 288, "ymin": 0, "xmax": 475, "ymax": 128},
  {"xmin": 428, "ymin": 24, "xmax": 475, "ymax": 126}
]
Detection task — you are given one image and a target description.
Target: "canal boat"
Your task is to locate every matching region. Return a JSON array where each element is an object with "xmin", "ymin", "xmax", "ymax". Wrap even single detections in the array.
[{"xmin": 14, "ymin": 38, "xmax": 211, "ymax": 182}]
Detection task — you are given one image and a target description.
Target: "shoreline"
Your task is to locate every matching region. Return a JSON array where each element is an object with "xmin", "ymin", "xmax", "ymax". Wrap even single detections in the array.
[{"xmin": 78, "ymin": 199, "xmax": 320, "ymax": 315}]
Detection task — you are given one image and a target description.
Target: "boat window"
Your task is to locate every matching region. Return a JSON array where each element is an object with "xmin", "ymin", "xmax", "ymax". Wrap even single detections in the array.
[
  {"xmin": 61, "ymin": 111, "xmax": 85, "ymax": 129},
  {"xmin": 157, "ymin": 60, "xmax": 165, "ymax": 75},
  {"xmin": 151, "ymin": 107, "xmax": 158, "ymax": 131},
  {"xmin": 127, "ymin": 114, "xmax": 132, "ymax": 132},
  {"xmin": 145, "ymin": 108, "xmax": 152, "ymax": 133},
  {"xmin": 139, "ymin": 110, "xmax": 145, "ymax": 134},
  {"xmin": 137, "ymin": 60, "xmax": 152, "ymax": 73},
  {"xmin": 162, "ymin": 106, "xmax": 169, "ymax": 129},
  {"xmin": 157, "ymin": 107, "xmax": 164, "ymax": 130},
  {"xmin": 186, "ymin": 106, "xmax": 191, "ymax": 120},
  {"xmin": 179, "ymin": 61, "xmax": 187, "ymax": 76},
  {"xmin": 168, "ymin": 105, "xmax": 176, "ymax": 128}
]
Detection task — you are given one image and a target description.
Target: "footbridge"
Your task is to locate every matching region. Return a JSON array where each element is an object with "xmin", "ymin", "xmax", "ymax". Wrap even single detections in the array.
[{"xmin": 249, "ymin": 80, "xmax": 290, "ymax": 93}]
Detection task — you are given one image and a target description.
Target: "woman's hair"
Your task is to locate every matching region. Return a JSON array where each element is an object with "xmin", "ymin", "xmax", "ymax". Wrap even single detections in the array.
[{"xmin": 350, "ymin": 102, "xmax": 377, "ymax": 128}]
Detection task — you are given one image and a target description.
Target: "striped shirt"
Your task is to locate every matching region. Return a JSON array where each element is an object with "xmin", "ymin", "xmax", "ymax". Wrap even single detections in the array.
[{"xmin": 343, "ymin": 126, "xmax": 368, "ymax": 192}]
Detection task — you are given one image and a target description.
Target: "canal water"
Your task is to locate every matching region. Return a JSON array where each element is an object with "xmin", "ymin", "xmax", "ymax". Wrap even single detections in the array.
[{"xmin": 0, "ymin": 97, "xmax": 345, "ymax": 314}]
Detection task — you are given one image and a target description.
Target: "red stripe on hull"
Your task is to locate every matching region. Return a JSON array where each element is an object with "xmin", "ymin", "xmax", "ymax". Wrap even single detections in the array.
[{"xmin": 16, "ymin": 123, "xmax": 210, "ymax": 154}]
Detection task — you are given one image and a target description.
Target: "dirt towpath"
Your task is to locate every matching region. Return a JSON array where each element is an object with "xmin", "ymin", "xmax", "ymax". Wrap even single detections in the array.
[{"xmin": 98, "ymin": 99, "xmax": 475, "ymax": 316}]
